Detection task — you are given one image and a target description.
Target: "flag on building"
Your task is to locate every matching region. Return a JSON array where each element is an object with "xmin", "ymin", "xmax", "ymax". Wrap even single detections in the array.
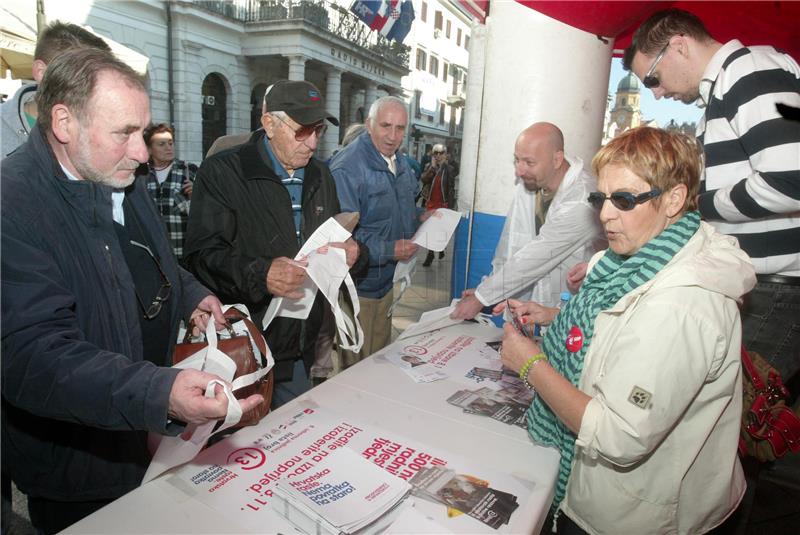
[{"xmin": 350, "ymin": 0, "xmax": 415, "ymax": 43}]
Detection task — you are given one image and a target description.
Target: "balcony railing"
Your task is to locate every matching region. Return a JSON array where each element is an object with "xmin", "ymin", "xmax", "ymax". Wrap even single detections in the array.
[{"xmin": 194, "ymin": 0, "xmax": 409, "ymax": 68}]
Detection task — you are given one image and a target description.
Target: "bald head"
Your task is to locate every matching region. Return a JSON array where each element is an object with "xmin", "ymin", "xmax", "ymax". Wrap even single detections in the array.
[
  {"xmin": 518, "ymin": 122, "xmax": 564, "ymax": 152},
  {"xmin": 513, "ymin": 122, "xmax": 567, "ymax": 192}
]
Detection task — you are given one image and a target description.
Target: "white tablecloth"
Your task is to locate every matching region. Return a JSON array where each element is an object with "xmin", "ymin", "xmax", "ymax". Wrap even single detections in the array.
[{"xmin": 63, "ymin": 324, "xmax": 559, "ymax": 534}]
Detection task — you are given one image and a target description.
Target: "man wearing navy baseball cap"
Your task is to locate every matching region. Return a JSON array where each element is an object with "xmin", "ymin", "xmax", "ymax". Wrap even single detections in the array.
[{"xmin": 185, "ymin": 80, "xmax": 363, "ymax": 407}]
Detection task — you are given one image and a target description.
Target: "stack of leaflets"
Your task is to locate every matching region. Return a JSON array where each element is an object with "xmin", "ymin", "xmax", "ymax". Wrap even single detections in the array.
[
  {"xmin": 447, "ymin": 368, "xmax": 534, "ymax": 428},
  {"xmin": 409, "ymin": 466, "xmax": 519, "ymax": 529},
  {"xmin": 272, "ymin": 447, "xmax": 411, "ymax": 535}
]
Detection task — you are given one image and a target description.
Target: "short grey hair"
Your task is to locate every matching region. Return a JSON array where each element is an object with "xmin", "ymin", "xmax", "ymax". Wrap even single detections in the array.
[
  {"xmin": 367, "ymin": 95, "xmax": 407, "ymax": 125},
  {"xmin": 432, "ymin": 143, "xmax": 446, "ymax": 153}
]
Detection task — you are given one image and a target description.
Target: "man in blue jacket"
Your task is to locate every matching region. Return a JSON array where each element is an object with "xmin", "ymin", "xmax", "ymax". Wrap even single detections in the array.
[
  {"xmin": 1, "ymin": 49, "xmax": 263, "ymax": 534},
  {"xmin": 329, "ymin": 96, "xmax": 422, "ymax": 362}
]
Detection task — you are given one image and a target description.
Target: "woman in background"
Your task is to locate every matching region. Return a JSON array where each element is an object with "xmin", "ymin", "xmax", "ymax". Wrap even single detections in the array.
[{"xmin": 140, "ymin": 123, "xmax": 196, "ymax": 263}]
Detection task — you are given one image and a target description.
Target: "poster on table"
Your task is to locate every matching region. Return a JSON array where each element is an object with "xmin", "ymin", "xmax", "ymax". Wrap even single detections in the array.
[
  {"xmin": 375, "ymin": 329, "xmax": 508, "ymax": 388},
  {"xmin": 162, "ymin": 406, "xmax": 533, "ymax": 533}
]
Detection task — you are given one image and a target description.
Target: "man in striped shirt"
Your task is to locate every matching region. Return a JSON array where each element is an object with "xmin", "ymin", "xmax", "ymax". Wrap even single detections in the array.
[{"xmin": 624, "ymin": 8, "xmax": 800, "ymax": 382}]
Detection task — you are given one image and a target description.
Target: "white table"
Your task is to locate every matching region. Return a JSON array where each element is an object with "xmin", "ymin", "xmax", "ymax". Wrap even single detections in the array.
[{"xmin": 64, "ymin": 324, "xmax": 559, "ymax": 534}]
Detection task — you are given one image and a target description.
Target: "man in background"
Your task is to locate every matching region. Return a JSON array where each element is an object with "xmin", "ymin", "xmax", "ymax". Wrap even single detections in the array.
[
  {"xmin": 1, "ymin": 21, "xmax": 110, "ymax": 157},
  {"xmin": 329, "ymin": 96, "xmax": 422, "ymax": 362},
  {"xmin": 451, "ymin": 122, "xmax": 602, "ymax": 320}
]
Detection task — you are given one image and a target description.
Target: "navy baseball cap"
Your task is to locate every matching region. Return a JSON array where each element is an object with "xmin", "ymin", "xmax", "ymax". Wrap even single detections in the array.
[{"xmin": 264, "ymin": 80, "xmax": 339, "ymax": 126}]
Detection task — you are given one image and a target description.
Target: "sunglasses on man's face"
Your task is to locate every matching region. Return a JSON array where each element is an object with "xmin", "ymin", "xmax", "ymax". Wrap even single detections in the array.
[
  {"xmin": 642, "ymin": 43, "xmax": 670, "ymax": 89},
  {"xmin": 433, "ymin": 151, "xmax": 445, "ymax": 155},
  {"xmin": 274, "ymin": 114, "xmax": 327, "ymax": 141},
  {"xmin": 588, "ymin": 188, "xmax": 662, "ymax": 211}
]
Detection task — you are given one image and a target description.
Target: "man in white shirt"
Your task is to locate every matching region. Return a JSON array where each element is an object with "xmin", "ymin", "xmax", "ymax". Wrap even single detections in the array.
[{"xmin": 451, "ymin": 122, "xmax": 603, "ymax": 319}]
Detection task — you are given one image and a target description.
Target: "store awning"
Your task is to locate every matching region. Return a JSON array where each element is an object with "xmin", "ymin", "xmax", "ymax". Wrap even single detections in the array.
[
  {"xmin": 1, "ymin": 28, "xmax": 35, "ymax": 80},
  {"xmin": 516, "ymin": 1, "xmax": 800, "ymax": 61},
  {"xmin": 0, "ymin": 4, "xmax": 149, "ymax": 81}
]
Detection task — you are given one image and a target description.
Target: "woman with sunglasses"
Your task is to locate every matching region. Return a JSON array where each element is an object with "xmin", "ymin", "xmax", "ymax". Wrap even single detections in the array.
[
  {"xmin": 420, "ymin": 144, "xmax": 457, "ymax": 266},
  {"xmin": 501, "ymin": 127, "xmax": 755, "ymax": 534}
]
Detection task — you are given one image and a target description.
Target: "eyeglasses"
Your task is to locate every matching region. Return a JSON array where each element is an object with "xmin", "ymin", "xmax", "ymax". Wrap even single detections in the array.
[
  {"xmin": 642, "ymin": 43, "xmax": 670, "ymax": 88},
  {"xmin": 588, "ymin": 188, "xmax": 663, "ymax": 211},
  {"xmin": 129, "ymin": 239, "xmax": 172, "ymax": 320},
  {"xmin": 273, "ymin": 114, "xmax": 327, "ymax": 141},
  {"xmin": 432, "ymin": 151, "xmax": 445, "ymax": 155}
]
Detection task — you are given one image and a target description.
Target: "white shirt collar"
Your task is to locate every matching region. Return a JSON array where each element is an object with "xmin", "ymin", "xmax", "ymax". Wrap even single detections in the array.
[
  {"xmin": 698, "ymin": 39, "xmax": 744, "ymax": 108},
  {"xmin": 60, "ymin": 163, "xmax": 126, "ymax": 225},
  {"xmin": 380, "ymin": 153, "xmax": 397, "ymax": 175}
]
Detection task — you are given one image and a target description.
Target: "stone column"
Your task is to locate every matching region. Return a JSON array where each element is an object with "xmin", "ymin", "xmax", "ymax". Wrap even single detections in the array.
[
  {"xmin": 350, "ymin": 88, "xmax": 364, "ymax": 123},
  {"xmin": 321, "ymin": 68, "xmax": 342, "ymax": 159},
  {"xmin": 453, "ymin": 1, "xmax": 613, "ymax": 301},
  {"xmin": 286, "ymin": 54, "xmax": 307, "ymax": 81},
  {"xmin": 364, "ymin": 82, "xmax": 378, "ymax": 117}
]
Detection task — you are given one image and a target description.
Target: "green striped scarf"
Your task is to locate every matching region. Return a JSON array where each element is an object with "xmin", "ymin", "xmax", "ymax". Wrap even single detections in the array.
[{"xmin": 527, "ymin": 211, "xmax": 700, "ymax": 512}]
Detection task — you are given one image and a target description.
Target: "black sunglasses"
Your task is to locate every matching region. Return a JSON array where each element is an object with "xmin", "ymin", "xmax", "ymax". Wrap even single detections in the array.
[
  {"xmin": 588, "ymin": 188, "xmax": 662, "ymax": 211},
  {"xmin": 129, "ymin": 239, "xmax": 172, "ymax": 319},
  {"xmin": 432, "ymin": 150, "xmax": 445, "ymax": 155},
  {"xmin": 274, "ymin": 114, "xmax": 327, "ymax": 141},
  {"xmin": 642, "ymin": 43, "xmax": 670, "ymax": 89}
]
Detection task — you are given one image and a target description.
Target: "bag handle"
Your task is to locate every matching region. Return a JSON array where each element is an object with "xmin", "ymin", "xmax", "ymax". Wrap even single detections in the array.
[
  {"xmin": 223, "ymin": 307, "xmax": 269, "ymax": 362},
  {"xmin": 329, "ymin": 273, "xmax": 364, "ymax": 352},
  {"xmin": 741, "ymin": 346, "xmax": 766, "ymax": 392}
]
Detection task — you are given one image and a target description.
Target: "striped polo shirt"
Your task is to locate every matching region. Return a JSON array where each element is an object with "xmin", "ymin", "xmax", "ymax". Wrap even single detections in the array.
[{"xmin": 696, "ymin": 40, "xmax": 800, "ymax": 276}]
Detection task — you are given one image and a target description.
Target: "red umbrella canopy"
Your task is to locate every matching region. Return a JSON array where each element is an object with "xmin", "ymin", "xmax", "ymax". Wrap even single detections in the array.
[{"xmin": 516, "ymin": 1, "xmax": 800, "ymax": 61}]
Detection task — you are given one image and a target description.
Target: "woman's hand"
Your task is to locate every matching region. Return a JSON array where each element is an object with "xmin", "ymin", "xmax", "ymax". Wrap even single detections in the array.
[{"xmin": 501, "ymin": 323, "xmax": 542, "ymax": 375}]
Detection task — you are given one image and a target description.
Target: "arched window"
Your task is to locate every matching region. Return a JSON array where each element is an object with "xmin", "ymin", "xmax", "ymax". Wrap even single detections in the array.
[
  {"xmin": 202, "ymin": 73, "xmax": 227, "ymax": 157},
  {"xmin": 251, "ymin": 83, "xmax": 269, "ymax": 131}
]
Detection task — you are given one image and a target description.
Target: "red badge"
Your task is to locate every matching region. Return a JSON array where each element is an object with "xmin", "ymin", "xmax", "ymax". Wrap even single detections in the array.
[{"xmin": 565, "ymin": 325, "xmax": 584, "ymax": 353}]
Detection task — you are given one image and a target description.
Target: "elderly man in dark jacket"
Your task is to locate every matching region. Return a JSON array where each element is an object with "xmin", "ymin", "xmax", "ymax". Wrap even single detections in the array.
[
  {"xmin": 185, "ymin": 80, "xmax": 362, "ymax": 407},
  {"xmin": 1, "ymin": 49, "xmax": 261, "ymax": 534}
]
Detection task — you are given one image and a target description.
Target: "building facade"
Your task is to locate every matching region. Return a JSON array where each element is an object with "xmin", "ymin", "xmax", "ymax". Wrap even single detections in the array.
[
  {"xmin": 29, "ymin": 0, "xmax": 416, "ymax": 163},
  {"xmin": 403, "ymin": 0, "xmax": 472, "ymax": 162}
]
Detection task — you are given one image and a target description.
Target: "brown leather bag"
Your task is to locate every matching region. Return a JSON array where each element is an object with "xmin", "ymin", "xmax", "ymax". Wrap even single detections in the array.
[{"xmin": 173, "ymin": 308, "xmax": 273, "ymax": 427}]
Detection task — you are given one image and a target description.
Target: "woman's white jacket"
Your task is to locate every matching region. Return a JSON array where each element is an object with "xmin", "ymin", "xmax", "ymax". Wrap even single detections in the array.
[{"xmin": 562, "ymin": 222, "xmax": 756, "ymax": 535}]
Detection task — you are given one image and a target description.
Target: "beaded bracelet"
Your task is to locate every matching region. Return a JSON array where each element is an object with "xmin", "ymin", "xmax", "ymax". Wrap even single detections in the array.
[{"xmin": 519, "ymin": 352, "xmax": 547, "ymax": 390}]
